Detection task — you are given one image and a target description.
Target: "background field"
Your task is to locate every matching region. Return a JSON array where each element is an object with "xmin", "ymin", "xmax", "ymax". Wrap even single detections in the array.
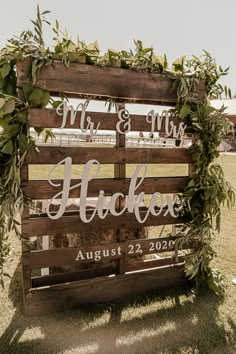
[{"xmin": 0, "ymin": 154, "xmax": 235, "ymax": 354}]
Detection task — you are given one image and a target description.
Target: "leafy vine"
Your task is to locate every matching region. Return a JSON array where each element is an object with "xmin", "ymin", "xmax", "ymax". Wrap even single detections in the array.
[{"xmin": 0, "ymin": 7, "xmax": 235, "ymax": 292}]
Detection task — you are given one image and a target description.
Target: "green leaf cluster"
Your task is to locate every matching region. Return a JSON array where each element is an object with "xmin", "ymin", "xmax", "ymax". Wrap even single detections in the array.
[
  {"xmin": 176, "ymin": 103, "xmax": 235, "ymax": 292},
  {"xmin": 0, "ymin": 91, "xmax": 50, "ymax": 281}
]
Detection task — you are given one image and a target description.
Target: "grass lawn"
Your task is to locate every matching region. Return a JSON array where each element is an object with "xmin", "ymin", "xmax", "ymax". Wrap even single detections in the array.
[{"xmin": 0, "ymin": 154, "xmax": 236, "ymax": 354}]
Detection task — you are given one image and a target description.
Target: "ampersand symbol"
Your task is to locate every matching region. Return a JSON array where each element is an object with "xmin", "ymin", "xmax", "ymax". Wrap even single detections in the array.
[{"xmin": 116, "ymin": 109, "xmax": 131, "ymax": 134}]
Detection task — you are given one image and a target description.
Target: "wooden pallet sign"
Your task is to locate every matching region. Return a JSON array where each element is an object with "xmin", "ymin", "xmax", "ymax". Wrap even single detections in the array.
[{"xmin": 17, "ymin": 60, "xmax": 203, "ymax": 316}]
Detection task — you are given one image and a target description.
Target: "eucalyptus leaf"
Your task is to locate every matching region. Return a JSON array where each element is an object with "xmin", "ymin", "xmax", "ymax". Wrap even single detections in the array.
[
  {"xmin": 87, "ymin": 41, "xmax": 99, "ymax": 51},
  {"xmin": 28, "ymin": 88, "xmax": 50, "ymax": 108},
  {"xmin": 0, "ymin": 63, "xmax": 11, "ymax": 79},
  {"xmin": 51, "ymin": 100, "xmax": 63, "ymax": 109},
  {"xmin": 0, "ymin": 78, "xmax": 7, "ymax": 89},
  {"xmin": 18, "ymin": 134, "xmax": 28, "ymax": 154},
  {"xmin": 1, "ymin": 140, "xmax": 14, "ymax": 154},
  {"xmin": 22, "ymin": 83, "xmax": 34, "ymax": 101},
  {"xmin": 0, "ymin": 98, "xmax": 5, "ymax": 109},
  {"xmin": 0, "ymin": 115, "xmax": 12, "ymax": 129},
  {"xmin": 34, "ymin": 127, "xmax": 44, "ymax": 135},
  {"xmin": 172, "ymin": 56, "xmax": 186, "ymax": 71},
  {"xmin": 16, "ymin": 111, "xmax": 28, "ymax": 124},
  {"xmin": 0, "ymin": 100, "xmax": 15, "ymax": 116},
  {"xmin": 179, "ymin": 104, "xmax": 191, "ymax": 118}
]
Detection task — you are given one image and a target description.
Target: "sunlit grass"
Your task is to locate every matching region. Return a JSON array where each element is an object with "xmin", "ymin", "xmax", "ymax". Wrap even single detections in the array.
[{"xmin": 29, "ymin": 163, "xmax": 188, "ymax": 180}]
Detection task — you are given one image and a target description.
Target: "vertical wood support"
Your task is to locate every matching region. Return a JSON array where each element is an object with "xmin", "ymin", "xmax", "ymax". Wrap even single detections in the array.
[
  {"xmin": 18, "ymin": 87, "xmax": 32, "ymax": 302},
  {"xmin": 20, "ymin": 165, "xmax": 32, "ymax": 296},
  {"xmin": 114, "ymin": 103, "xmax": 126, "ymax": 274},
  {"xmin": 172, "ymin": 193, "xmax": 178, "ymax": 262}
]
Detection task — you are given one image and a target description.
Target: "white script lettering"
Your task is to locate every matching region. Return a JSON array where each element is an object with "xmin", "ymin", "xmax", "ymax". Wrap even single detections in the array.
[
  {"xmin": 146, "ymin": 110, "xmax": 186, "ymax": 139},
  {"xmin": 56, "ymin": 100, "xmax": 100, "ymax": 137},
  {"xmin": 46, "ymin": 159, "xmax": 179, "ymax": 223}
]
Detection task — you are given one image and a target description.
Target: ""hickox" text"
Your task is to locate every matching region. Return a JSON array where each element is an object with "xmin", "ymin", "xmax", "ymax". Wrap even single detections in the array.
[{"xmin": 46, "ymin": 158, "xmax": 178, "ymax": 223}]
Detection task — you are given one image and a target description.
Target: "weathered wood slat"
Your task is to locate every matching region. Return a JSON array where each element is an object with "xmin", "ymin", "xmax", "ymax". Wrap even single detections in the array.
[
  {"xmin": 25, "ymin": 146, "xmax": 192, "ymax": 164},
  {"xmin": 114, "ymin": 104, "xmax": 127, "ymax": 274},
  {"xmin": 226, "ymin": 114, "xmax": 236, "ymax": 124},
  {"xmin": 31, "ymin": 255, "xmax": 185, "ymax": 288},
  {"xmin": 22, "ymin": 176, "xmax": 189, "ymax": 199},
  {"xmin": 29, "ymin": 108, "xmax": 182, "ymax": 132},
  {"xmin": 24, "ymin": 264, "xmax": 186, "ymax": 315},
  {"xmin": 24, "ymin": 243, "xmax": 119, "ymax": 269},
  {"xmin": 17, "ymin": 60, "xmax": 205, "ymax": 105},
  {"xmin": 21, "ymin": 159, "xmax": 32, "ymax": 294},
  {"xmin": 23, "ymin": 236, "xmax": 185, "ymax": 269},
  {"xmin": 32, "ymin": 264, "xmax": 117, "ymax": 288},
  {"xmin": 22, "ymin": 211, "xmax": 182, "ymax": 237},
  {"xmin": 125, "ymin": 255, "xmax": 185, "ymax": 273}
]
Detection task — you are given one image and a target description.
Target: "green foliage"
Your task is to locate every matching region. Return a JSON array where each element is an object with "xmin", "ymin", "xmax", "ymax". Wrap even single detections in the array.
[
  {"xmin": 0, "ymin": 96, "xmax": 28, "ymax": 279},
  {"xmin": 207, "ymin": 269, "xmax": 225, "ymax": 296},
  {"xmin": 52, "ymin": 20, "xmax": 100, "ymax": 67},
  {"xmin": 7, "ymin": 5, "xmax": 50, "ymax": 57},
  {"xmin": 191, "ymin": 50, "xmax": 231, "ymax": 99},
  {"xmin": 0, "ymin": 93, "xmax": 49, "ymax": 281},
  {"xmin": 98, "ymin": 40, "xmax": 168, "ymax": 72},
  {"xmin": 28, "ymin": 88, "xmax": 50, "ymax": 107},
  {"xmin": 176, "ymin": 104, "xmax": 235, "ymax": 292},
  {"xmin": 0, "ymin": 7, "xmax": 235, "ymax": 294},
  {"xmin": 179, "ymin": 104, "xmax": 191, "ymax": 119},
  {"xmin": 173, "ymin": 51, "xmax": 231, "ymax": 106},
  {"xmin": 0, "ymin": 59, "xmax": 17, "ymax": 96}
]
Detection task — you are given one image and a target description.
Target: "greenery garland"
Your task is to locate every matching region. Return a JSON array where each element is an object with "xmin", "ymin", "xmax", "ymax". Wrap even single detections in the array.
[{"xmin": 0, "ymin": 7, "xmax": 235, "ymax": 292}]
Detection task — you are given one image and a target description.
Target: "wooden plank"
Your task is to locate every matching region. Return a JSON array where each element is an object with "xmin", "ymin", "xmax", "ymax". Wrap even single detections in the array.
[
  {"xmin": 226, "ymin": 114, "xmax": 236, "ymax": 124},
  {"xmin": 20, "ymin": 165, "xmax": 32, "ymax": 294},
  {"xmin": 125, "ymin": 255, "xmax": 185, "ymax": 272},
  {"xmin": 114, "ymin": 103, "xmax": 126, "ymax": 274},
  {"xmin": 25, "ymin": 146, "xmax": 193, "ymax": 164},
  {"xmin": 22, "ymin": 176, "xmax": 189, "ymax": 200},
  {"xmin": 29, "ymin": 108, "xmax": 184, "ymax": 133},
  {"xmin": 19, "ymin": 84, "xmax": 32, "ymax": 305},
  {"xmin": 22, "ymin": 211, "xmax": 183, "ymax": 237},
  {"xmin": 22, "ymin": 236, "xmax": 192, "ymax": 269},
  {"xmin": 32, "ymin": 264, "xmax": 117, "ymax": 288},
  {"xmin": 24, "ymin": 264, "xmax": 186, "ymax": 315},
  {"xmin": 17, "ymin": 60, "xmax": 205, "ymax": 105},
  {"xmin": 31, "ymin": 255, "xmax": 186, "ymax": 288}
]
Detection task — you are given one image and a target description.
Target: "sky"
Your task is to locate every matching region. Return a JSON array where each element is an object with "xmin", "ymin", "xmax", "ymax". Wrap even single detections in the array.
[{"xmin": 1, "ymin": 0, "xmax": 236, "ymax": 95}]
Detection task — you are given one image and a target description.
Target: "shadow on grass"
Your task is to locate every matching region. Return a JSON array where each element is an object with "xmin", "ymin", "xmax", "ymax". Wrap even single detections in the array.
[{"xmin": 1, "ymin": 261, "xmax": 236, "ymax": 354}]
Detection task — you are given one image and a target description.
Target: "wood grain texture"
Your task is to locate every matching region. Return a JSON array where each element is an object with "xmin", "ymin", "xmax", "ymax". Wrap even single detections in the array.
[
  {"xmin": 17, "ymin": 59, "xmax": 205, "ymax": 105},
  {"xmin": 22, "ymin": 176, "xmax": 189, "ymax": 199},
  {"xmin": 22, "ymin": 211, "xmax": 183, "ymax": 237},
  {"xmin": 24, "ymin": 264, "xmax": 186, "ymax": 315},
  {"xmin": 23, "ymin": 236, "xmax": 186, "ymax": 269},
  {"xmin": 32, "ymin": 264, "xmax": 117, "ymax": 288},
  {"xmin": 31, "ymin": 256, "xmax": 185, "ymax": 288},
  {"xmin": 20, "ymin": 160, "xmax": 32, "ymax": 294},
  {"xmin": 25, "ymin": 146, "xmax": 193, "ymax": 164},
  {"xmin": 226, "ymin": 114, "xmax": 236, "ymax": 124},
  {"xmin": 114, "ymin": 103, "xmax": 127, "ymax": 274},
  {"xmin": 29, "ymin": 108, "xmax": 183, "ymax": 133},
  {"xmin": 125, "ymin": 255, "xmax": 185, "ymax": 273}
]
